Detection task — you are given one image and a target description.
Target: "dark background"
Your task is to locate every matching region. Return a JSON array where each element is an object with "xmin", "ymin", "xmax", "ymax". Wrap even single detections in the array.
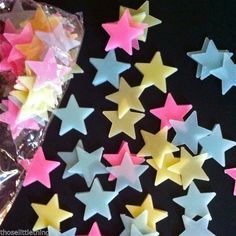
[{"xmin": 1, "ymin": 0, "xmax": 236, "ymax": 235}]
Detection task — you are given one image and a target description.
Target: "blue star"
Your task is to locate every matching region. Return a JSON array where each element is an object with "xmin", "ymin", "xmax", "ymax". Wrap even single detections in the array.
[
  {"xmin": 48, "ymin": 226, "xmax": 77, "ymax": 236},
  {"xmin": 75, "ymin": 178, "xmax": 117, "ymax": 220},
  {"xmin": 53, "ymin": 95, "xmax": 94, "ymax": 136},
  {"xmin": 90, "ymin": 50, "xmax": 131, "ymax": 88},
  {"xmin": 170, "ymin": 111, "xmax": 211, "ymax": 154}
]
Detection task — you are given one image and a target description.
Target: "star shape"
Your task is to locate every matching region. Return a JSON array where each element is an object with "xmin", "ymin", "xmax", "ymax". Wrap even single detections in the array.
[
  {"xmin": 150, "ymin": 93, "xmax": 192, "ymax": 130},
  {"xmin": 138, "ymin": 128, "xmax": 179, "ymax": 168},
  {"xmin": 107, "ymin": 152, "xmax": 148, "ymax": 192},
  {"xmin": 68, "ymin": 146, "xmax": 108, "ymax": 187},
  {"xmin": 211, "ymin": 54, "xmax": 236, "ymax": 95},
  {"xmin": 102, "ymin": 9, "xmax": 145, "ymax": 55},
  {"xmin": 131, "ymin": 225, "xmax": 158, "ymax": 236},
  {"xmin": 75, "ymin": 178, "xmax": 117, "ymax": 220},
  {"xmin": 147, "ymin": 153, "xmax": 182, "ymax": 186},
  {"xmin": 57, "ymin": 140, "xmax": 83, "ymax": 179},
  {"xmin": 31, "ymin": 194, "xmax": 73, "ymax": 231},
  {"xmin": 126, "ymin": 194, "xmax": 168, "ymax": 229},
  {"xmin": 87, "ymin": 222, "xmax": 102, "ymax": 236},
  {"xmin": 89, "ymin": 50, "xmax": 130, "ymax": 88},
  {"xmin": 20, "ymin": 147, "xmax": 60, "ymax": 188},
  {"xmin": 199, "ymin": 124, "xmax": 236, "ymax": 167},
  {"xmin": 135, "ymin": 51, "xmax": 177, "ymax": 92},
  {"xmin": 168, "ymin": 147, "xmax": 209, "ymax": 190},
  {"xmin": 53, "ymin": 94, "xmax": 94, "ymax": 136},
  {"xmin": 173, "ymin": 183, "xmax": 216, "ymax": 219},
  {"xmin": 106, "ymin": 77, "xmax": 145, "ymax": 118},
  {"xmin": 103, "ymin": 110, "xmax": 144, "ymax": 139},
  {"xmin": 170, "ymin": 111, "xmax": 211, "ymax": 154},
  {"xmin": 103, "ymin": 141, "xmax": 145, "ymax": 181},
  {"xmin": 225, "ymin": 168, "xmax": 236, "ymax": 196},
  {"xmin": 48, "ymin": 226, "xmax": 77, "ymax": 236}
]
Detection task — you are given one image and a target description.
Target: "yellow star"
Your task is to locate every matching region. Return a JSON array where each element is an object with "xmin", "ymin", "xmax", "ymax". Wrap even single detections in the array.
[
  {"xmin": 138, "ymin": 128, "xmax": 179, "ymax": 168},
  {"xmin": 103, "ymin": 110, "xmax": 144, "ymax": 139},
  {"xmin": 126, "ymin": 194, "xmax": 168, "ymax": 229},
  {"xmin": 168, "ymin": 147, "xmax": 209, "ymax": 190},
  {"xmin": 147, "ymin": 153, "xmax": 182, "ymax": 186},
  {"xmin": 31, "ymin": 194, "xmax": 73, "ymax": 231},
  {"xmin": 135, "ymin": 52, "xmax": 177, "ymax": 92},
  {"xmin": 105, "ymin": 77, "xmax": 145, "ymax": 119}
]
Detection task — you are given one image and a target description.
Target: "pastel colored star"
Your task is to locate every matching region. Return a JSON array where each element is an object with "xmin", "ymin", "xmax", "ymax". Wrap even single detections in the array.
[
  {"xmin": 75, "ymin": 178, "xmax": 117, "ymax": 220},
  {"xmin": 225, "ymin": 168, "xmax": 236, "ymax": 196},
  {"xmin": 31, "ymin": 194, "xmax": 73, "ymax": 231},
  {"xmin": 20, "ymin": 147, "xmax": 60, "ymax": 188},
  {"xmin": 173, "ymin": 183, "xmax": 216, "ymax": 219},
  {"xmin": 135, "ymin": 52, "xmax": 177, "ymax": 92},
  {"xmin": 89, "ymin": 50, "xmax": 130, "ymax": 88},
  {"xmin": 147, "ymin": 153, "xmax": 182, "ymax": 186},
  {"xmin": 86, "ymin": 222, "xmax": 102, "ymax": 236},
  {"xmin": 199, "ymin": 124, "xmax": 236, "ymax": 167},
  {"xmin": 150, "ymin": 93, "xmax": 192, "ymax": 130},
  {"xmin": 170, "ymin": 111, "xmax": 211, "ymax": 154},
  {"xmin": 58, "ymin": 140, "xmax": 83, "ymax": 179},
  {"xmin": 103, "ymin": 141, "xmax": 145, "ymax": 181},
  {"xmin": 138, "ymin": 128, "xmax": 179, "ymax": 168},
  {"xmin": 211, "ymin": 54, "xmax": 236, "ymax": 95},
  {"xmin": 120, "ymin": 211, "xmax": 159, "ymax": 236},
  {"xmin": 68, "ymin": 146, "xmax": 108, "ymax": 187},
  {"xmin": 168, "ymin": 147, "xmax": 209, "ymax": 190},
  {"xmin": 106, "ymin": 77, "xmax": 145, "ymax": 118},
  {"xmin": 53, "ymin": 94, "xmax": 94, "ymax": 136},
  {"xmin": 107, "ymin": 152, "xmax": 148, "ymax": 192},
  {"xmin": 48, "ymin": 226, "xmax": 77, "ymax": 236},
  {"xmin": 126, "ymin": 194, "xmax": 168, "ymax": 229},
  {"xmin": 102, "ymin": 9, "xmax": 145, "ymax": 55},
  {"xmin": 103, "ymin": 110, "xmax": 144, "ymax": 139},
  {"xmin": 131, "ymin": 225, "xmax": 158, "ymax": 236}
]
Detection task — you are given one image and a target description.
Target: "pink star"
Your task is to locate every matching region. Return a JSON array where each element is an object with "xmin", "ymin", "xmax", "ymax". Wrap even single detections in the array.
[
  {"xmin": 4, "ymin": 19, "xmax": 17, "ymax": 34},
  {"xmin": 87, "ymin": 222, "xmax": 102, "ymax": 236},
  {"xmin": 102, "ymin": 9, "xmax": 145, "ymax": 55},
  {"xmin": 103, "ymin": 141, "xmax": 145, "ymax": 181},
  {"xmin": 20, "ymin": 147, "xmax": 60, "ymax": 188},
  {"xmin": 150, "ymin": 93, "xmax": 193, "ymax": 130},
  {"xmin": 225, "ymin": 168, "xmax": 236, "ymax": 196},
  {"xmin": 0, "ymin": 100, "xmax": 40, "ymax": 139}
]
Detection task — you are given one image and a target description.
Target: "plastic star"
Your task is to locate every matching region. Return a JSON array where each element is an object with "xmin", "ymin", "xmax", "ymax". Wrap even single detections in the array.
[
  {"xmin": 20, "ymin": 147, "xmax": 60, "ymax": 188},
  {"xmin": 138, "ymin": 128, "xmax": 179, "ymax": 168},
  {"xmin": 48, "ymin": 226, "xmax": 77, "ymax": 236},
  {"xmin": 103, "ymin": 141, "xmax": 145, "ymax": 181},
  {"xmin": 225, "ymin": 168, "xmax": 236, "ymax": 196},
  {"xmin": 168, "ymin": 147, "xmax": 209, "ymax": 190},
  {"xmin": 75, "ymin": 178, "xmax": 117, "ymax": 220},
  {"xmin": 150, "ymin": 93, "xmax": 192, "ymax": 130},
  {"xmin": 211, "ymin": 54, "xmax": 236, "ymax": 95},
  {"xmin": 170, "ymin": 111, "xmax": 211, "ymax": 154},
  {"xmin": 102, "ymin": 9, "xmax": 145, "ymax": 55},
  {"xmin": 135, "ymin": 52, "xmax": 177, "ymax": 92},
  {"xmin": 58, "ymin": 140, "xmax": 83, "ymax": 179},
  {"xmin": 89, "ymin": 50, "xmax": 130, "ymax": 88},
  {"xmin": 180, "ymin": 215, "xmax": 215, "ymax": 236},
  {"xmin": 131, "ymin": 225, "xmax": 158, "ymax": 236},
  {"xmin": 173, "ymin": 183, "xmax": 216, "ymax": 219},
  {"xmin": 53, "ymin": 94, "xmax": 94, "ymax": 136},
  {"xmin": 103, "ymin": 110, "xmax": 144, "ymax": 139},
  {"xmin": 87, "ymin": 222, "xmax": 102, "ymax": 236},
  {"xmin": 126, "ymin": 194, "xmax": 168, "ymax": 229},
  {"xmin": 107, "ymin": 152, "xmax": 148, "ymax": 192},
  {"xmin": 147, "ymin": 153, "xmax": 182, "ymax": 186},
  {"xmin": 199, "ymin": 124, "xmax": 236, "ymax": 166},
  {"xmin": 31, "ymin": 194, "xmax": 73, "ymax": 231},
  {"xmin": 106, "ymin": 77, "xmax": 145, "ymax": 118},
  {"xmin": 68, "ymin": 146, "xmax": 108, "ymax": 187}
]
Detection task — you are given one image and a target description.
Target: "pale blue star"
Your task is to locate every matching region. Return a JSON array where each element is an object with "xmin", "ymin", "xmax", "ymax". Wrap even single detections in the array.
[
  {"xmin": 53, "ymin": 94, "xmax": 94, "ymax": 136},
  {"xmin": 107, "ymin": 153, "xmax": 148, "ymax": 192},
  {"xmin": 75, "ymin": 178, "xmax": 117, "ymax": 220},
  {"xmin": 170, "ymin": 111, "xmax": 211, "ymax": 154},
  {"xmin": 173, "ymin": 182, "xmax": 216, "ymax": 219},
  {"xmin": 48, "ymin": 226, "xmax": 77, "ymax": 236},
  {"xmin": 211, "ymin": 54, "xmax": 236, "ymax": 95},
  {"xmin": 180, "ymin": 215, "xmax": 215, "ymax": 236},
  {"xmin": 68, "ymin": 146, "xmax": 108, "ymax": 187},
  {"xmin": 131, "ymin": 225, "xmax": 158, "ymax": 236},
  {"xmin": 90, "ymin": 50, "xmax": 131, "ymax": 88},
  {"xmin": 199, "ymin": 124, "xmax": 236, "ymax": 167}
]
